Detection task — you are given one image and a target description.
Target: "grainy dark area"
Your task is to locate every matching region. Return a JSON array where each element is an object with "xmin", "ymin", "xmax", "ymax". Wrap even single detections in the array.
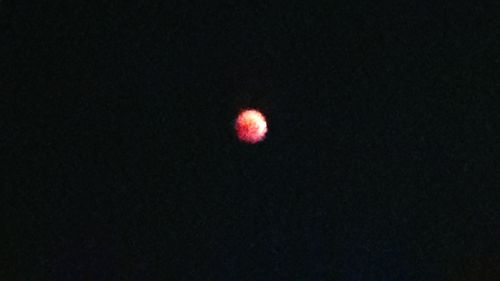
[{"xmin": 2, "ymin": 1, "xmax": 500, "ymax": 280}]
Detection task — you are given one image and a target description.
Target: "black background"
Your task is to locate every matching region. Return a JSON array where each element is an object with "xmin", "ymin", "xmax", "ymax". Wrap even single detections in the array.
[{"xmin": 2, "ymin": 1, "xmax": 500, "ymax": 280}]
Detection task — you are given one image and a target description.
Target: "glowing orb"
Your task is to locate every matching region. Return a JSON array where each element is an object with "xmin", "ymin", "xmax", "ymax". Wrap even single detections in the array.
[{"xmin": 235, "ymin": 109, "xmax": 268, "ymax": 143}]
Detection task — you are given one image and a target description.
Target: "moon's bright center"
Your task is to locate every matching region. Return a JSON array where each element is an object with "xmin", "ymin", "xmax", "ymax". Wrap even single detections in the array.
[{"xmin": 235, "ymin": 109, "xmax": 268, "ymax": 143}]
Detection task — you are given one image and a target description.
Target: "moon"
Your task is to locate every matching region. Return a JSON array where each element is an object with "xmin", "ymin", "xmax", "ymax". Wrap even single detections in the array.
[{"xmin": 235, "ymin": 109, "xmax": 268, "ymax": 143}]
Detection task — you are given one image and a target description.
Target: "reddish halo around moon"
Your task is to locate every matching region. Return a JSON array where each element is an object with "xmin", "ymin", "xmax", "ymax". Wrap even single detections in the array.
[{"xmin": 235, "ymin": 109, "xmax": 268, "ymax": 143}]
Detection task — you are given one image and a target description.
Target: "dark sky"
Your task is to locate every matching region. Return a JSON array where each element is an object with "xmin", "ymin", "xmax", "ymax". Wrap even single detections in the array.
[{"xmin": 2, "ymin": 1, "xmax": 500, "ymax": 280}]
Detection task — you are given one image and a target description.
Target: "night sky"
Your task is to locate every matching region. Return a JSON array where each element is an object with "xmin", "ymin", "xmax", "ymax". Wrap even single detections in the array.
[{"xmin": 2, "ymin": 1, "xmax": 500, "ymax": 280}]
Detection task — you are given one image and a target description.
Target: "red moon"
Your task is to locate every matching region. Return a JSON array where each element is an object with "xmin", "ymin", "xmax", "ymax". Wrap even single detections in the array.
[{"xmin": 235, "ymin": 109, "xmax": 268, "ymax": 143}]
